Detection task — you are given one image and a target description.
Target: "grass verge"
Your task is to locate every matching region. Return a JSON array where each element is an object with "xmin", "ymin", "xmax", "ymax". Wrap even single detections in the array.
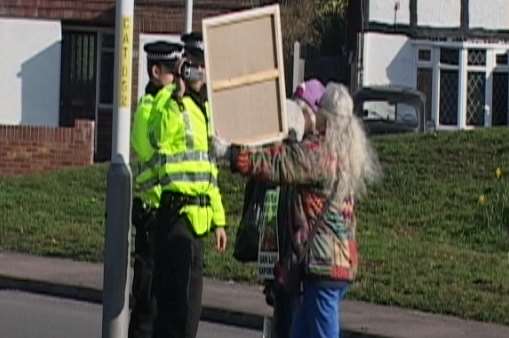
[{"xmin": 1, "ymin": 128, "xmax": 508, "ymax": 324}]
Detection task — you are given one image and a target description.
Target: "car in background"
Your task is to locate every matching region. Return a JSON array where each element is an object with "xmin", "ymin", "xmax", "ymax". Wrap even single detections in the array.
[{"xmin": 353, "ymin": 86, "xmax": 430, "ymax": 135}]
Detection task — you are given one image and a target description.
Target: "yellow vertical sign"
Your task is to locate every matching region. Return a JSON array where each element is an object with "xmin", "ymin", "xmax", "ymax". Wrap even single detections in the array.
[{"xmin": 119, "ymin": 17, "xmax": 133, "ymax": 108}]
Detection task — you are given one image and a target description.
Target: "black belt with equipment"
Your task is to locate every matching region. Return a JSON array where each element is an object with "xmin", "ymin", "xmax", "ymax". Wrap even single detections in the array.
[{"xmin": 160, "ymin": 191, "xmax": 211, "ymax": 208}]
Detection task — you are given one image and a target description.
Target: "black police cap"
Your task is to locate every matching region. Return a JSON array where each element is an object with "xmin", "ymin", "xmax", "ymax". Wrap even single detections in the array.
[
  {"xmin": 181, "ymin": 32, "xmax": 203, "ymax": 51},
  {"xmin": 144, "ymin": 41, "xmax": 183, "ymax": 63},
  {"xmin": 181, "ymin": 32, "xmax": 204, "ymax": 64}
]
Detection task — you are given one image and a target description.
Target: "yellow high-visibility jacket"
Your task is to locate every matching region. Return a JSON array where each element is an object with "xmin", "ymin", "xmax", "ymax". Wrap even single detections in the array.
[
  {"xmin": 131, "ymin": 92, "xmax": 161, "ymax": 208},
  {"xmin": 148, "ymin": 84, "xmax": 226, "ymax": 235}
]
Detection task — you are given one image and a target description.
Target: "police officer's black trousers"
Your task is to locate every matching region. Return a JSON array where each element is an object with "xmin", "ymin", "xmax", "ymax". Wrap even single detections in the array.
[
  {"xmin": 129, "ymin": 206, "xmax": 156, "ymax": 338},
  {"xmin": 152, "ymin": 208, "xmax": 203, "ymax": 338}
]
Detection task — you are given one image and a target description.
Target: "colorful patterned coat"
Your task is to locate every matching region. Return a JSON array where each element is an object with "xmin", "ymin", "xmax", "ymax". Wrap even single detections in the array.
[{"xmin": 231, "ymin": 135, "xmax": 358, "ymax": 282}]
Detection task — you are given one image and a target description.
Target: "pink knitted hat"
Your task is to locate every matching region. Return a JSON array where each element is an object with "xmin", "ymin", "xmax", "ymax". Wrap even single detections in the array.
[{"xmin": 293, "ymin": 79, "xmax": 326, "ymax": 113}]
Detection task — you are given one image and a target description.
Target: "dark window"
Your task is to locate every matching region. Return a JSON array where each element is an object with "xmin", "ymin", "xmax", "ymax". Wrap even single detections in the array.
[
  {"xmin": 496, "ymin": 54, "xmax": 508, "ymax": 66},
  {"xmin": 417, "ymin": 68, "xmax": 433, "ymax": 123},
  {"xmin": 99, "ymin": 52, "xmax": 114, "ymax": 105},
  {"xmin": 102, "ymin": 33, "xmax": 115, "ymax": 49},
  {"xmin": 95, "ymin": 107, "xmax": 113, "ymax": 162},
  {"xmin": 439, "ymin": 69, "xmax": 458, "ymax": 126},
  {"xmin": 99, "ymin": 33, "xmax": 115, "ymax": 105},
  {"xmin": 96, "ymin": 33, "xmax": 115, "ymax": 162},
  {"xmin": 467, "ymin": 49, "xmax": 486, "ymax": 66},
  {"xmin": 493, "ymin": 72, "xmax": 508, "ymax": 126},
  {"xmin": 466, "ymin": 72, "xmax": 485, "ymax": 126},
  {"xmin": 440, "ymin": 48, "xmax": 459, "ymax": 66},
  {"xmin": 418, "ymin": 49, "xmax": 431, "ymax": 62}
]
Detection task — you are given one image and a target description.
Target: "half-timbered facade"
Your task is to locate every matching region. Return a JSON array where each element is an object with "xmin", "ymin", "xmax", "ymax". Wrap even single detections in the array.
[{"xmin": 348, "ymin": 0, "xmax": 509, "ymax": 129}]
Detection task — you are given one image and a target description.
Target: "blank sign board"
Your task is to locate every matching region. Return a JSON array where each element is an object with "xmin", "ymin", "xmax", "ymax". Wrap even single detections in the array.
[{"xmin": 203, "ymin": 5, "xmax": 287, "ymax": 145}]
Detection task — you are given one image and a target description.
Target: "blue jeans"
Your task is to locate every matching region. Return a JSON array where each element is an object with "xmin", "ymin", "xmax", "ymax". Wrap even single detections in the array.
[{"xmin": 290, "ymin": 281, "xmax": 349, "ymax": 338}]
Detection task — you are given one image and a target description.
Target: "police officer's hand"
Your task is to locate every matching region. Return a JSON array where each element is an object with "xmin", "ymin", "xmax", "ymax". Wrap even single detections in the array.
[
  {"xmin": 214, "ymin": 227, "xmax": 227, "ymax": 253},
  {"xmin": 174, "ymin": 76, "xmax": 186, "ymax": 98}
]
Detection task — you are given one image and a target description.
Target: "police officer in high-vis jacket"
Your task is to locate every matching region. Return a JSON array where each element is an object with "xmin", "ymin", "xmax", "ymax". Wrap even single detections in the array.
[
  {"xmin": 129, "ymin": 41, "xmax": 183, "ymax": 338},
  {"xmin": 147, "ymin": 32, "xmax": 227, "ymax": 338}
]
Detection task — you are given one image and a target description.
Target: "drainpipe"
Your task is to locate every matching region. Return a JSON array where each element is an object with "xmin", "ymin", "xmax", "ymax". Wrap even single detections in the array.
[
  {"xmin": 356, "ymin": 0, "xmax": 367, "ymax": 90},
  {"xmin": 357, "ymin": 32, "xmax": 365, "ymax": 90},
  {"xmin": 185, "ymin": 0, "xmax": 193, "ymax": 33}
]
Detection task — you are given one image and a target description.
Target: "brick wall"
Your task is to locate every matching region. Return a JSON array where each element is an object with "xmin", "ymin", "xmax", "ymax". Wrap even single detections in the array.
[
  {"xmin": 0, "ymin": 0, "xmax": 274, "ymax": 25},
  {"xmin": 0, "ymin": 0, "xmax": 115, "ymax": 25},
  {"xmin": 0, "ymin": 120, "xmax": 94, "ymax": 176}
]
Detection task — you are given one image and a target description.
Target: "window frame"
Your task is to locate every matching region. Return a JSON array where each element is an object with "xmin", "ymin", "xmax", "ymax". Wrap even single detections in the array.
[{"xmin": 413, "ymin": 40, "xmax": 509, "ymax": 130}]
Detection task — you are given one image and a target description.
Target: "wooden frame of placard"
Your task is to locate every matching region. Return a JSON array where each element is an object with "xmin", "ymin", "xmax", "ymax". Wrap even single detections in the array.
[{"xmin": 202, "ymin": 4, "xmax": 287, "ymax": 145}]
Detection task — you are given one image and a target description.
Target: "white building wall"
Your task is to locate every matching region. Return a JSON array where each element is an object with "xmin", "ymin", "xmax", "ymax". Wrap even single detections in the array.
[
  {"xmin": 417, "ymin": 0, "xmax": 461, "ymax": 27},
  {"xmin": 0, "ymin": 18, "xmax": 61, "ymax": 126},
  {"xmin": 137, "ymin": 33, "xmax": 180, "ymax": 101},
  {"xmin": 363, "ymin": 33, "xmax": 416, "ymax": 88},
  {"xmin": 369, "ymin": 0, "xmax": 411, "ymax": 26},
  {"xmin": 469, "ymin": 0, "xmax": 509, "ymax": 30}
]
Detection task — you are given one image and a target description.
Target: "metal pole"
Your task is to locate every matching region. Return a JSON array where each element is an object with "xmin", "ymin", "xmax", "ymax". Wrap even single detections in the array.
[
  {"xmin": 292, "ymin": 41, "xmax": 304, "ymax": 93},
  {"xmin": 102, "ymin": 0, "xmax": 134, "ymax": 337},
  {"xmin": 185, "ymin": 0, "xmax": 193, "ymax": 33}
]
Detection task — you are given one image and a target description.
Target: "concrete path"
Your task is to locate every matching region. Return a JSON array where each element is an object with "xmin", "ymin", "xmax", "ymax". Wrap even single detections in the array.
[{"xmin": 1, "ymin": 252, "xmax": 508, "ymax": 338}]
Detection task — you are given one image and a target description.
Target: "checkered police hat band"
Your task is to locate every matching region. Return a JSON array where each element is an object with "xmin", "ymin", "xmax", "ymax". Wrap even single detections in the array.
[{"xmin": 147, "ymin": 50, "xmax": 182, "ymax": 61}]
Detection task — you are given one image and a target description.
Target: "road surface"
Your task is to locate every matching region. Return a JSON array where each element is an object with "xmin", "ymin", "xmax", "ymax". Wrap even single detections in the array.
[{"xmin": 0, "ymin": 290, "xmax": 261, "ymax": 338}]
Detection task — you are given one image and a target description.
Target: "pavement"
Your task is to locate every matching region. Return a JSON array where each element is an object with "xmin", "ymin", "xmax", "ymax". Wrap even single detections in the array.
[{"xmin": 1, "ymin": 251, "xmax": 508, "ymax": 338}]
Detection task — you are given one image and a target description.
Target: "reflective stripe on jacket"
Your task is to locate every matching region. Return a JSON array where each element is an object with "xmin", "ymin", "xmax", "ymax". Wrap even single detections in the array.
[{"xmin": 148, "ymin": 85, "xmax": 226, "ymax": 235}]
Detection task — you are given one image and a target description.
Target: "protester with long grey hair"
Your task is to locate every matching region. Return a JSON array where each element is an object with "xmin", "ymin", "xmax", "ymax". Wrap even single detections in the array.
[
  {"xmin": 316, "ymin": 82, "xmax": 382, "ymax": 202},
  {"xmin": 216, "ymin": 82, "xmax": 381, "ymax": 338}
]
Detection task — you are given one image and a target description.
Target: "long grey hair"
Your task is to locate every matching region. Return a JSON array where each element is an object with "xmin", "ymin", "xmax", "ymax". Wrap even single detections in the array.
[{"xmin": 318, "ymin": 83, "xmax": 382, "ymax": 200}]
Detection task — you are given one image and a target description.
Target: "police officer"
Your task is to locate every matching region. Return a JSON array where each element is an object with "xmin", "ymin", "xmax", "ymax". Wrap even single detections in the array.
[
  {"xmin": 148, "ymin": 32, "xmax": 227, "ymax": 338},
  {"xmin": 129, "ymin": 41, "xmax": 183, "ymax": 338}
]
